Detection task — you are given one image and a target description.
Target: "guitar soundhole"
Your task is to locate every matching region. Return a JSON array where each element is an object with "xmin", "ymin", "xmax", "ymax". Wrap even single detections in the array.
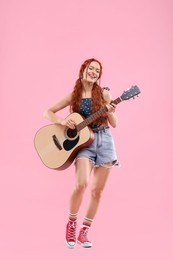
[{"xmin": 66, "ymin": 128, "xmax": 78, "ymax": 139}]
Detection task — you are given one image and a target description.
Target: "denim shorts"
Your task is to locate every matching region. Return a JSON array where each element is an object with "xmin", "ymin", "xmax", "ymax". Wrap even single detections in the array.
[{"xmin": 76, "ymin": 127, "xmax": 118, "ymax": 167}]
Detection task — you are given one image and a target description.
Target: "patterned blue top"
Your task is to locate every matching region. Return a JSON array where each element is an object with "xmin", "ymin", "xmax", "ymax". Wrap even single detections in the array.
[
  {"xmin": 80, "ymin": 98, "xmax": 104, "ymax": 129},
  {"xmin": 80, "ymin": 98, "xmax": 92, "ymax": 118},
  {"xmin": 80, "ymin": 98, "xmax": 100, "ymax": 128},
  {"xmin": 79, "ymin": 87, "xmax": 110, "ymax": 128}
]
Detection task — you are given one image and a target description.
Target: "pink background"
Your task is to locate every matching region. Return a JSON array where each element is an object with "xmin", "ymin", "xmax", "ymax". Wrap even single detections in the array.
[{"xmin": 1, "ymin": 0, "xmax": 173, "ymax": 259}]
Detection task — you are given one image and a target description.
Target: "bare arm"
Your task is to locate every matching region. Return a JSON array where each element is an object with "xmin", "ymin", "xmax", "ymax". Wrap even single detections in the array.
[
  {"xmin": 103, "ymin": 89, "xmax": 118, "ymax": 128},
  {"xmin": 43, "ymin": 93, "xmax": 74, "ymax": 126}
]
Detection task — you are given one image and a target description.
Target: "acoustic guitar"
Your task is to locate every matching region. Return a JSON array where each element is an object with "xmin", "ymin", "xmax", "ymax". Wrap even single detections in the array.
[{"xmin": 34, "ymin": 85, "xmax": 141, "ymax": 170}]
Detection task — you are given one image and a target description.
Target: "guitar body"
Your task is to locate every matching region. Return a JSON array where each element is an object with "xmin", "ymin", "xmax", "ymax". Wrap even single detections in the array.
[
  {"xmin": 34, "ymin": 113, "xmax": 94, "ymax": 170},
  {"xmin": 34, "ymin": 85, "xmax": 141, "ymax": 171}
]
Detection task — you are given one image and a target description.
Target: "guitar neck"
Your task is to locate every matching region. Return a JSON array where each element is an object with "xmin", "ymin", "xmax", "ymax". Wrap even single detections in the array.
[{"xmin": 76, "ymin": 97, "xmax": 122, "ymax": 131}]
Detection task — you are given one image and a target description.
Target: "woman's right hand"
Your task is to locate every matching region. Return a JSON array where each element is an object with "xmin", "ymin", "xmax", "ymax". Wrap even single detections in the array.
[{"xmin": 60, "ymin": 118, "xmax": 76, "ymax": 129}]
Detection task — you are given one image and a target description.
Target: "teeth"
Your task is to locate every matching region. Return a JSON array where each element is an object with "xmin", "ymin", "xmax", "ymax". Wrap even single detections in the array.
[{"xmin": 88, "ymin": 73, "xmax": 96, "ymax": 79}]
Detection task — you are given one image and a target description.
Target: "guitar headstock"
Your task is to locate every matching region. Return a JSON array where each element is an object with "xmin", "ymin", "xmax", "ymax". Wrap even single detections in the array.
[{"xmin": 120, "ymin": 85, "xmax": 141, "ymax": 101}]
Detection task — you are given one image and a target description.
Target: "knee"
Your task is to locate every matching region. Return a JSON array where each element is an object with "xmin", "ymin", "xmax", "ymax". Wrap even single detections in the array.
[
  {"xmin": 74, "ymin": 182, "xmax": 88, "ymax": 193},
  {"xmin": 91, "ymin": 188, "xmax": 103, "ymax": 200}
]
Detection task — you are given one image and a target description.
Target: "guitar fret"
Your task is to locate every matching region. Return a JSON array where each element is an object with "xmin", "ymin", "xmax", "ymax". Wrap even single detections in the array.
[
  {"xmin": 77, "ymin": 106, "xmax": 108, "ymax": 131},
  {"xmin": 76, "ymin": 88, "xmax": 140, "ymax": 132},
  {"xmin": 112, "ymin": 97, "xmax": 121, "ymax": 105},
  {"xmin": 35, "ymin": 85, "xmax": 141, "ymax": 171}
]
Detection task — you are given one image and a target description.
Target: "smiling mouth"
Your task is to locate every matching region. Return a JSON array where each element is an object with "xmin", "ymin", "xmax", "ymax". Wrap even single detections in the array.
[{"xmin": 88, "ymin": 73, "xmax": 97, "ymax": 79}]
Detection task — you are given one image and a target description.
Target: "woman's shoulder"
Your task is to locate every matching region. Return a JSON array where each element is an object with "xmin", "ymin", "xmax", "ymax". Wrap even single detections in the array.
[
  {"xmin": 58, "ymin": 92, "xmax": 73, "ymax": 104},
  {"xmin": 55, "ymin": 92, "xmax": 73, "ymax": 106}
]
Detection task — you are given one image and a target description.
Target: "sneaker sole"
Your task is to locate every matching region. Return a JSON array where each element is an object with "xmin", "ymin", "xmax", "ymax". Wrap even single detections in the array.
[
  {"xmin": 65, "ymin": 238, "xmax": 76, "ymax": 249},
  {"xmin": 77, "ymin": 240, "xmax": 92, "ymax": 248}
]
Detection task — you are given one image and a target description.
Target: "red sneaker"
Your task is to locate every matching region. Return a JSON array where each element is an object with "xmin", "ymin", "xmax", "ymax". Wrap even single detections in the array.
[
  {"xmin": 65, "ymin": 221, "xmax": 77, "ymax": 249},
  {"xmin": 77, "ymin": 227, "xmax": 92, "ymax": 248}
]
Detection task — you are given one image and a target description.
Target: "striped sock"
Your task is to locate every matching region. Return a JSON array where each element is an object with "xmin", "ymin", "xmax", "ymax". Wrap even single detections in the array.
[
  {"xmin": 82, "ymin": 217, "xmax": 93, "ymax": 228},
  {"xmin": 69, "ymin": 212, "xmax": 78, "ymax": 222}
]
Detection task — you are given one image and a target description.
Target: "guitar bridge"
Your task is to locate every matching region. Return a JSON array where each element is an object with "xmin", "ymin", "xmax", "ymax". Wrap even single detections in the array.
[{"xmin": 52, "ymin": 135, "xmax": 62, "ymax": 150}]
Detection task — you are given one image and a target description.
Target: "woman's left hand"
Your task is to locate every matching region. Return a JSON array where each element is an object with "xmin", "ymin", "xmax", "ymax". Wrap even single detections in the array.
[{"xmin": 106, "ymin": 103, "xmax": 116, "ymax": 113}]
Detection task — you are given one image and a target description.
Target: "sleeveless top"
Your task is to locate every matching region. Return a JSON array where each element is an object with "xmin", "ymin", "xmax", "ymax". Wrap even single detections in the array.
[{"xmin": 80, "ymin": 87, "xmax": 110, "ymax": 129}]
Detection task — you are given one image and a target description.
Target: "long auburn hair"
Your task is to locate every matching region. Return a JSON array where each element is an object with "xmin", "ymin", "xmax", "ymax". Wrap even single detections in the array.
[{"xmin": 70, "ymin": 58, "xmax": 108, "ymax": 125}]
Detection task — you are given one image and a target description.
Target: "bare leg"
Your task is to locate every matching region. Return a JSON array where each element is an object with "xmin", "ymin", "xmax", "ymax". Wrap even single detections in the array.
[
  {"xmin": 77, "ymin": 164, "xmax": 112, "ymax": 248},
  {"xmin": 69, "ymin": 157, "xmax": 93, "ymax": 214},
  {"xmin": 84, "ymin": 164, "xmax": 112, "ymax": 219},
  {"xmin": 65, "ymin": 158, "xmax": 93, "ymax": 249}
]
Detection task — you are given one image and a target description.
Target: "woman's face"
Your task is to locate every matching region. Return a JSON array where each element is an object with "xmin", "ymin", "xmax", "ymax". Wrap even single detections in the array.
[{"xmin": 83, "ymin": 61, "xmax": 101, "ymax": 83}]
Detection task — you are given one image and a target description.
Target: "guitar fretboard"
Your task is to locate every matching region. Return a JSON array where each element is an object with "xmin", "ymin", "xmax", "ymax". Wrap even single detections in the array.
[{"xmin": 76, "ymin": 97, "xmax": 122, "ymax": 131}]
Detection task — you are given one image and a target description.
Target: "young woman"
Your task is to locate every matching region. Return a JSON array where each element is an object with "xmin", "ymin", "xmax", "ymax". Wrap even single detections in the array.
[{"xmin": 43, "ymin": 58, "xmax": 118, "ymax": 248}]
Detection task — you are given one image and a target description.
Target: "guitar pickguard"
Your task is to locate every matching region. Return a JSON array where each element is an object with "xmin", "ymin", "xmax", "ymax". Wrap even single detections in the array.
[{"xmin": 63, "ymin": 136, "xmax": 80, "ymax": 151}]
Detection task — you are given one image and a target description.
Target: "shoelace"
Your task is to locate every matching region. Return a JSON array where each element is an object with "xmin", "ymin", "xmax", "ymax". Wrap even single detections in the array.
[
  {"xmin": 81, "ymin": 228, "xmax": 89, "ymax": 242},
  {"xmin": 67, "ymin": 222, "xmax": 76, "ymax": 240}
]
